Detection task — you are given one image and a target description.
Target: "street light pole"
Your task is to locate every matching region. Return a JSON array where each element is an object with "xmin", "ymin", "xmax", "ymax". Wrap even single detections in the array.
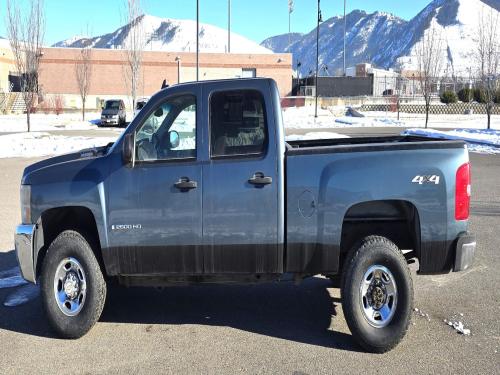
[
  {"xmin": 228, "ymin": 0, "xmax": 231, "ymax": 53},
  {"xmin": 196, "ymin": 0, "xmax": 199, "ymax": 81},
  {"xmin": 343, "ymin": 0, "xmax": 347, "ymax": 76},
  {"xmin": 315, "ymin": 0, "xmax": 321, "ymax": 118},
  {"xmin": 288, "ymin": 1, "xmax": 294, "ymax": 49}
]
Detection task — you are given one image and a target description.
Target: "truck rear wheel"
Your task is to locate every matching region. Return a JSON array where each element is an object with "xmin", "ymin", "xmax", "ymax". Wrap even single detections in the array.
[
  {"xmin": 341, "ymin": 236, "xmax": 413, "ymax": 353},
  {"xmin": 40, "ymin": 230, "xmax": 106, "ymax": 338}
]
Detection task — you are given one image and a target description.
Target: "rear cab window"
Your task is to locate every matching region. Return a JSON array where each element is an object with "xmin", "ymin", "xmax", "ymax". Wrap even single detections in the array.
[{"xmin": 209, "ymin": 90, "xmax": 268, "ymax": 158}]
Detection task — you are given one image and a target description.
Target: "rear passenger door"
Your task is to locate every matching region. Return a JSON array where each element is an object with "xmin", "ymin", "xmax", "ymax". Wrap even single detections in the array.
[{"xmin": 202, "ymin": 83, "xmax": 281, "ymax": 274}]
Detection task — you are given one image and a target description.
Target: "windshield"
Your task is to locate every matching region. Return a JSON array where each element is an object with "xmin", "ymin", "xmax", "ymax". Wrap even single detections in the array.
[{"xmin": 105, "ymin": 101, "xmax": 120, "ymax": 110}]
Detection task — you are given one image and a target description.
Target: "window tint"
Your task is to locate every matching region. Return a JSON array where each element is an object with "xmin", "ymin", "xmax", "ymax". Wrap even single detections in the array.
[
  {"xmin": 210, "ymin": 90, "xmax": 267, "ymax": 157},
  {"xmin": 135, "ymin": 95, "xmax": 196, "ymax": 162}
]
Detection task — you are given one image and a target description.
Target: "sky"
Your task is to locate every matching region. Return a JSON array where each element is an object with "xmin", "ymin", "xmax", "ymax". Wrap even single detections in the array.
[{"xmin": 0, "ymin": 0, "xmax": 431, "ymax": 46}]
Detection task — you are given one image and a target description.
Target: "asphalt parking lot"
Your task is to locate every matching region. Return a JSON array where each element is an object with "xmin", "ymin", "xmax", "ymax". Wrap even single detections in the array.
[{"xmin": 0, "ymin": 145, "xmax": 498, "ymax": 374}]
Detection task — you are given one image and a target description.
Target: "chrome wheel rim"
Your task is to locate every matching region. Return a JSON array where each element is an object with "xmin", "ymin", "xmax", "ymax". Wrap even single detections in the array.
[
  {"xmin": 53, "ymin": 257, "xmax": 87, "ymax": 316},
  {"xmin": 359, "ymin": 265, "xmax": 397, "ymax": 328}
]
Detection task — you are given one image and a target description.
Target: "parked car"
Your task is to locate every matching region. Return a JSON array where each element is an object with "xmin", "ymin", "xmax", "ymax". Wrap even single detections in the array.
[
  {"xmin": 100, "ymin": 99, "xmax": 126, "ymax": 126},
  {"xmin": 134, "ymin": 97, "xmax": 149, "ymax": 117},
  {"xmin": 15, "ymin": 78, "xmax": 475, "ymax": 352}
]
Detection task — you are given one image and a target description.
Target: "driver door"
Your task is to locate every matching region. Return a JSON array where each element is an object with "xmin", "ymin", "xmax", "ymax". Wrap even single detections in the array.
[{"xmin": 107, "ymin": 91, "xmax": 203, "ymax": 275}]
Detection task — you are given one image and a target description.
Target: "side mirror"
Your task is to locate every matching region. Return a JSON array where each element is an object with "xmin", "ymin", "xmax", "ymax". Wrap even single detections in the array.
[
  {"xmin": 154, "ymin": 108, "xmax": 163, "ymax": 117},
  {"xmin": 123, "ymin": 133, "xmax": 135, "ymax": 166},
  {"xmin": 169, "ymin": 130, "xmax": 180, "ymax": 149}
]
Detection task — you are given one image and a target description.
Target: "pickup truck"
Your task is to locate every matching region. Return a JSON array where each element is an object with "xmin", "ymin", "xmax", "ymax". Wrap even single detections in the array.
[{"xmin": 15, "ymin": 78, "xmax": 475, "ymax": 353}]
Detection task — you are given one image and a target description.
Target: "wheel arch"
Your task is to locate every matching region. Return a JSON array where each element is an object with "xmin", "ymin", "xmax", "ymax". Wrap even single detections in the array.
[
  {"xmin": 339, "ymin": 199, "xmax": 421, "ymax": 268},
  {"xmin": 34, "ymin": 206, "xmax": 106, "ymax": 280}
]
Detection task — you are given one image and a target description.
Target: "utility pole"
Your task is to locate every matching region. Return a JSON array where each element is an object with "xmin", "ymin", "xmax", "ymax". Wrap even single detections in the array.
[
  {"xmin": 228, "ymin": 0, "xmax": 231, "ymax": 53},
  {"xmin": 196, "ymin": 0, "xmax": 199, "ymax": 81},
  {"xmin": 288, "ymin": 0, "xmax": 294, "ymax": 48},
  {"xmin": 343, "ymin": 0, "xmax": 347, "ymax": 76},
  {"xmin": 315, "ymin": 0, "xmax": 322, "ymax": 118},
  {"xmin": 175, "ymin": 56, "xmax": 181, "ymax": 83}
]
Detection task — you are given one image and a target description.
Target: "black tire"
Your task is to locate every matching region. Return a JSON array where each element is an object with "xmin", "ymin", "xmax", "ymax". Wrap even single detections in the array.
[
  {"xmin": 341, "ymin": 236, "xmax": 413, "ymax": 353},
  {"xmin": 40, "ymin": 230, "xmax": 106, "ymax": 339}
]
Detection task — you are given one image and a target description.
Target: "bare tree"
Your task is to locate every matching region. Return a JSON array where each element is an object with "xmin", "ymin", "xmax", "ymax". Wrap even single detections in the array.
[
  {"xmin": 416, "ymin": 26, "xmax": 443, "ymax": 128},
  {"xmin": 124, "ymin": 0, "xmax": 145, "ymax": 110},
  {"xmin": 6, "ymin": 0, "xmax": 45, "ymax": 132},
  {"xmin": 74, "ymin": 45, "xmax": 93, "ymax": 121},
  {"xmin": 475, "ymin": 7, "xmax": 499, "ymax": 129}
]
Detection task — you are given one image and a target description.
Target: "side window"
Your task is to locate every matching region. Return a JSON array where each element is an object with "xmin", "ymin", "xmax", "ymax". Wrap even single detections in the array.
[
  {"xmin": 210, "ymin": 90, "xmax": 268, "ymax": 158},
  {"xmin": 135, "ymin": 94, "xmax": 196, "ymax": 161}
]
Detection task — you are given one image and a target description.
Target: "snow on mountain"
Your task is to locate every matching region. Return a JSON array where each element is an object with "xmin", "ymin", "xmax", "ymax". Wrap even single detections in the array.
[
  {"xmin": 261, "ymin": 32, "xmax": 303, "ymax": 52},
  {"xmin": 52, "ymin": 35, "xmax": 86, "ymax": 48},
  {"xmin": 261, "ymin": 9, "xmax": 406, "ymax": 76},
  {"xmin": 396, "ymin": 0, "xmax": 499, "ymax": 76},
  {"xmin": 53, "ymin": 14, "xmax": 271, "ymax": 54},
  {"xmin": 261, "ymin": 0, "xmax": 500, "ymax": 76}
]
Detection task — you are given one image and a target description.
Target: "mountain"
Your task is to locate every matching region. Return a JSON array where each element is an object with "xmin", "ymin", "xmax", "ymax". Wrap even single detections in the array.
[
  {"xmin": 53, "ymin": 35, "xmax": 86, "ymax": 48},
  {"xmin": 53, "ymin": 14, "xmax": 271, "ymax": 54},
  {"xmin": 261, "ymin": 0, "xmax": 500, "ymax": 76},
  {"xmin": 261, "ymin": 32, "xmax": 303, "ymax": 53}
]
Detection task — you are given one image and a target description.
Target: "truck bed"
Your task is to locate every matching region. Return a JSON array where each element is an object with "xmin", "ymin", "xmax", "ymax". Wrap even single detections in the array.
[
  {"xmin": 284, "ymin": 133, "xmax": 469, "ymax": 274},
  {"xmin": 286, "ymin": 135, "xmax": 465, "ymax": 155}
]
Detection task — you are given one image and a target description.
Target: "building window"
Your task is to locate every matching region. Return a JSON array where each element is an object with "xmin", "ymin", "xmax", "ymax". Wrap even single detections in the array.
[{"xmin": 241, "ymin": 68, "xmax": 256, "ymax": 78}]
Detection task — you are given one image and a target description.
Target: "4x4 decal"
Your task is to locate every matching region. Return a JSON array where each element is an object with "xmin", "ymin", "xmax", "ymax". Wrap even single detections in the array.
[{"xmin": 412, "ymin": 175, "xmax": 440, "ymax": 185}]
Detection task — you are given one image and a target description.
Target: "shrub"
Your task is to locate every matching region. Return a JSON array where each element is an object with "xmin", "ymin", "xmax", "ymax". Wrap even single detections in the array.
[
  {"xmin": 457, "ymin": 88, "xmax": 473, "ymax": 102},
  {"xmin": 440, "ymin": 90, "xmax": 458, "ymax": 104},
  {"xmin": 494, "ymin": 90, "xmax": 500, "ymax": 104},
  {"xmin": 40, "ymin": 100, "xmax": 51, "ymax": 114},
  {"xmin": 53, "ymin": 95, "xmax": 64, "ymax": 115},
  {"xmin": 474, "ymin": 88, "xmax": 487, "ymax": 103}
]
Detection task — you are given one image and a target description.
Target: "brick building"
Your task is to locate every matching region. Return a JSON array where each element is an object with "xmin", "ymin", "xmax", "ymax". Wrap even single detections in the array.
[{"xmin": 0, "ymin": 44, "xmax": 292, "ymax": 111}]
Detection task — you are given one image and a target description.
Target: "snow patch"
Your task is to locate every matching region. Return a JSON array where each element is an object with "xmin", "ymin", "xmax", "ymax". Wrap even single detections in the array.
[
  {"xmin": 0, "ymin": 267, "xmax": 28, "ymax": 289},
  {"xmin": 0, "ymin": 132, "xmax": 116, "ymax": 158},
  {"xmin": 402, "ymin": 128, "xmax": 500, "ymax": 154},
  {"xmin": 413, "ymin": 307, "xmax": 431, "ymax": 322},
  {"xmin": 0, "ymin": 113, "xmax": 124, "ymax": 133},
  {"xmin": 285, "ymin": 132, "xmax": 350, "ymax": 141},
  {"xmin": 444, "ymin": 318, "xmax": 471, "ymax": 335},
  {"xmin": 3, "ymin": 284, "xmax": 39, "ymax": 307}
]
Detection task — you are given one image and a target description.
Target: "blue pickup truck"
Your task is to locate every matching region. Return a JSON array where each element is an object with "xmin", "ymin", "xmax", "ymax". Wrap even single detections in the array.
[{"xmin": 15, "ymin": 78, "xmax": 475, "ymax": 352}]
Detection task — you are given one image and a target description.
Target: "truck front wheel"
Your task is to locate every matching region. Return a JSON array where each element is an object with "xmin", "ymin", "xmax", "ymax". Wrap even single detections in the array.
[
  {"xmin": 40, "ymin": 230, "xmax": 106, "ymax": 338},
  {"xmin": 341, "ymin": 236, "xmax": 413, "ymax": 353}
]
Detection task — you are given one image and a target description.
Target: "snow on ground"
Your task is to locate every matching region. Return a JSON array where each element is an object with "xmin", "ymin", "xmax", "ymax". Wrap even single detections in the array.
[
  {"xmin": 0, "ymin": 113, "xmax": 125, "ymax": 133},
  {"xmin": 0, "ymin": 266, "xmax": 40, "ymax": 307},
  {"xmin": 362, "ymin": 111, "xmax": 500, "ymax": 130},
  {"xmin": 1, "ymin": 108, "xmax": 500, "ymax": 157},
  {"xmin": 0, "ymin": 132, "xmax": 116, "ymax": 158},
  {"xmin": 402, "ymin": 128, "xmax": 500, "ymax": 154},
  {"xmin": 282, "ymin": 106, "xmax": 406, "ymax": 129},
  {"xmin": 285, "ymin": 132, "xmax": 350, "ymax": 141},
  {"xmin": 282, "ymin": 106, "xmax": 500, "ymax": 130}
]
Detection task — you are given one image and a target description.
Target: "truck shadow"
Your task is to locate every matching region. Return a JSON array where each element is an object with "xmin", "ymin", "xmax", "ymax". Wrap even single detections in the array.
[
  {"xmin": 0, "ymin": 250, "xmax": 51, "ymax": 338},
  {"xmin": 0, "ymin": 249, "xmax": 360, "ymax": 351},
  {"xmin": 100, "ymin": 278, "xmax": 360, "ymax": 351}
]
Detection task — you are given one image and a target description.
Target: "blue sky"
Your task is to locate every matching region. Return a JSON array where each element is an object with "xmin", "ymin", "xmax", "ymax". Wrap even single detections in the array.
[{"xmin": 0, "ymin": 0, "xmax": 431, "ymax": 45}]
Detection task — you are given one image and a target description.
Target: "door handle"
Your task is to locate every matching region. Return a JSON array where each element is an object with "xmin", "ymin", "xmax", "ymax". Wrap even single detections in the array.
[
  {"xmin": 174, "ymin": 177, "xmax": 197, "ymax": 191},
  {"xmin": 248, "ymin": 172, "xmax": 272, "ymax": 187}
]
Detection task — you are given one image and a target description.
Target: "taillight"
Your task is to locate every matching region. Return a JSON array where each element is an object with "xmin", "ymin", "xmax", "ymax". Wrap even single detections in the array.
[{"xmin": 455, "ymin": 162, "xmax": 471, "ymax": 220}]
